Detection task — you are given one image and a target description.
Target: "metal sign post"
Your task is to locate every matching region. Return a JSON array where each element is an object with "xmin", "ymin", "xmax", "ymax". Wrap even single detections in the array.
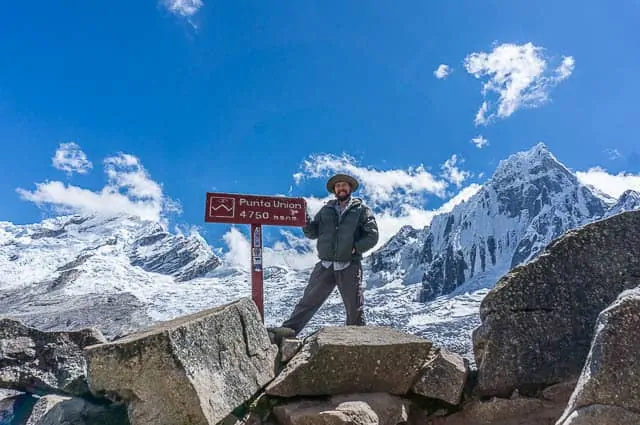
[{"xmin": 204, "ymin": 192, "xmax": 307, "ymax": 322}]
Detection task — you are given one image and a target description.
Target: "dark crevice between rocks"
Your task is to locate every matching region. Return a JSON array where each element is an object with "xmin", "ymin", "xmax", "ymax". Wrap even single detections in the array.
[{"xmin": 228, "ymin": 391, "xmax": 285, "ymax": 424}]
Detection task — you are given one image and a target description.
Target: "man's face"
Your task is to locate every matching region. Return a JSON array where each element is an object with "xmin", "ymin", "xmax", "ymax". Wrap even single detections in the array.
[{"xmin": 333, "ymin": 181, "xmax": 351, "ymax": 201}]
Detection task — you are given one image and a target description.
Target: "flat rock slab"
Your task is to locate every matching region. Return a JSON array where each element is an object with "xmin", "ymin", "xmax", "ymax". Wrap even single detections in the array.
[
  {"xmin": 85, "ymin": 297, "xmax": 278, "ymax": 425},
  {"xmin": 273, "ymin": 393, "xmax": 412, "ymax": 425},
  {"xmin": 265, "ymin": 326, "xmax": 432, "ymax": 397},
  {"xmin": 427, "ymin": 396, "xmax": 565, "ymax": 425},
  {"xmin": 412, "ymin": 347, "xmax": 469, "ymax": 406},
  {"xmin": 0, "ymin": 318, "xmax": 106, "ymax": 395}
]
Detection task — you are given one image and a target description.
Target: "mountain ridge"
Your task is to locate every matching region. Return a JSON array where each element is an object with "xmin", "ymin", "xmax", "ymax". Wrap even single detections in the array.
[{"xmin": 365, "ymin": 142, "xmax": 630, "ymax": 303}]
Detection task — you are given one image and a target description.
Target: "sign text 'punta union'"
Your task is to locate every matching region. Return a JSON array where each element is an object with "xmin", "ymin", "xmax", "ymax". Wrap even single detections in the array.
[
  {"xmin": 204, "ymin": 192, "xmax": 307, "ymax": 226},
  {"xmin": 238, "ymin": 197, "xmax": 304, "ymax": 209}
]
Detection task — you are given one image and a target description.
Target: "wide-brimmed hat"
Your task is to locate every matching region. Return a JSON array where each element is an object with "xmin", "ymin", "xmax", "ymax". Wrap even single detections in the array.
[{"xmin": 326, "ymin": 173, "xmax": 359, "ymax": 193}]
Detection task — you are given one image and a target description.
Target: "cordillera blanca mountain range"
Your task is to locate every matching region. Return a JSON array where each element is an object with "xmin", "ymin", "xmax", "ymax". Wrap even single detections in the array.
[{"xmin": 1, "ymin": 143, "xmax": 639, "ymax": 361}]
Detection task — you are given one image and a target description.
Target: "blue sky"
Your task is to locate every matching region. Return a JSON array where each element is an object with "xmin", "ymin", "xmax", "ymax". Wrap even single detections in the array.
[{"xmin": 2, "ymin": 1, "xmax": 640, "ymax": 259}]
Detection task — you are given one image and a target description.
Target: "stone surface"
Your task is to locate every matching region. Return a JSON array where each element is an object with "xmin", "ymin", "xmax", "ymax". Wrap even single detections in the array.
[
  {"xmin": 280, "ymin": 338, "xmax": 302, "ymax": 363},
  {"xmin": 555, "ymin": 404, "xmax": 640, "ymax": 425},
  {"xmin": 272, "ymin": 393, "xmax": 411, "ymax": 425},
  {"xmin": 265, "ymin": 326, "xmax": 433, "ymax": 397},
  {"xmin": 25, "ymin": 394, "xmax": 128, "ymax": 425},
  {"xmin": 412, "ymin": 347, "xmax": 469, "ymax": 405},
  {"xmin": 0, "ymin": 318, "xmax": 106, "ymax": 395},
  {"xmin": 473, "ymin": 210, "xmax": 640, "ymax": 397},
  {"xmin": 426, "ymin": 395, "xmax": 565, "ymax": 425},
  {"xmin": 540, "ymin": 379, "xmax": 577, "ymax": 404},
  {"xmin": 85, "ymin": 297, "xmax": 278, "ymax": 425},
  {"xmin": 556, "ymin": 287, "xmax": 640, "ymax": 425}
]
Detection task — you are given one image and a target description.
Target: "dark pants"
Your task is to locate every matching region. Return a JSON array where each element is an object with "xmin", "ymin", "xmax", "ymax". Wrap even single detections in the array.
[{"xmin": 282, "ymin": 260, "xmax": 365, "ymax": 335}]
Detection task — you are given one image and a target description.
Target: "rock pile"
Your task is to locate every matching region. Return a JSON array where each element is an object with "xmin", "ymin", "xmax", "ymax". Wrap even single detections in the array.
[{"xmin": 1, "ymin": 210, "xmax": 639, "ymax": 425}]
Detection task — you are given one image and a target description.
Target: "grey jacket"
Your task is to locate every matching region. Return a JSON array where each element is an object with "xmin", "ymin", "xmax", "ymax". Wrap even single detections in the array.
[{"xmin": 303, "ymin": 197, "xmax": 379, "ymax": 262}]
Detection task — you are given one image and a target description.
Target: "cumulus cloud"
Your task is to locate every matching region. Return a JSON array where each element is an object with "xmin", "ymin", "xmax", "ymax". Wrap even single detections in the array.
[
  {"xmin": 575, "ymin": 167, "xmax": 640, "ymax": 199},
  {"xmin": 289, "ymin": 153, "xmax": 475, "ymax": 249},
  {"xmin": 52, "ymin": 142, "xmax": 93, "ymax": 175},
  {"xmin": 434, "ymin": 64, "xmax": 452, "ymax": 79},
  {"xmin": 221, "ymin": 226, "xmax": 318, "ymax": 272},
  {"xmin": 17, "ymin": 148, "xmax": 180, "ymax": 222},
  {"xmin": 296, "ymin": 153, "xmax": 450, "ymax": 207},
  {"xmin": 162, "ymin": 0, "xmax": 203, "ymax": 17},
  {"xmin": 441, "ymin": 154, "xmax": 471, "ymax": 187},
  {"xmin": 464, "ymin": 42, "xmax": 575, "ymax": 125},
  {"xmin": 471, "ymin": 135, "xmax": 489, "ymax": 149}
]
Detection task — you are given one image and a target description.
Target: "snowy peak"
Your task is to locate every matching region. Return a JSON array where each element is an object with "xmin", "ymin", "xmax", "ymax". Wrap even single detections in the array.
[
  {"xmin": 490, "ymin": 142, "xmax": 575, "ymax": 190},
  {"xmin": 605, "ymin": 190, "xmax": 640, "ymax": 217},
  {"xmin": 366, "ymin": 143, "xmax": 619, "ymax": 303},
  {"xmin": 0, "ymin": 214, "xmax": 221, "ymax": 291}
]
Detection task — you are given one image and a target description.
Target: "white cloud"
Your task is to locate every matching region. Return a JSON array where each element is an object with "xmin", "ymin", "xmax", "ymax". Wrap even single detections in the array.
[
  {"xmin": 52, "ymin": 142, "xmax": 93, "ymax": 175},
  {"xmin": 575, "ymin": 167, "xmax": 640, "ymax": 199},
  {"xmin": 471, "ymin": 135, "xmax": 489, "ymax": 149},
  {"xmin": 17, "ymin": 149, "xmax": 180, "ymax": 223},
  {"xmin": 434, "ymin": 64, "xmax": 452, "ymax": 79},
  {"xmin": 464, "ymin": 42, "xmax": 575, "ymax": 125},
  {"xmin": 162, "ymin": 0, "xmax": 203, "ymax": 17},
  {"xmin": 221, "ymin": 226, "xmax": 318, "ymax": 272},
  {"xmin": 290, "ymin": 153, "xmax": 476, "ymax": 250},
  {"xmin": 296, "ymin": 153, "xmax": 450, "ymax": 207},
  {"xmin": 221, "ymin": 226, "xmax": 251, "ymax": 270},
  {"xmin": 441, "ymin": 154, "xmax": 471, "ymax": 187}
]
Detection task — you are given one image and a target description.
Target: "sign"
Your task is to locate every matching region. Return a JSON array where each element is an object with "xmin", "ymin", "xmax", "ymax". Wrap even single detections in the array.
[
  {"xmin": 205, "ymin": 192, "xmax": 307, "ymax": 226},
  {"xmin": 204, "ymin": 192, "xmax": 308, "ymax": 322}
]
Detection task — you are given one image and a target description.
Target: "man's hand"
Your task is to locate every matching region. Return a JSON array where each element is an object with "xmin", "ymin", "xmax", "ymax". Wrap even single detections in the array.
[{"xmin": 352, "ymin": 247, "xmax": 356, "ymax": 254}]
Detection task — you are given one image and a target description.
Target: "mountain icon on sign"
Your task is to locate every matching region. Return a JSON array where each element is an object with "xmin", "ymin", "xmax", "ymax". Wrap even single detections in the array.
[{"xmin": 209, "ymin": 196, "xmax": 235, "ymax": 218}]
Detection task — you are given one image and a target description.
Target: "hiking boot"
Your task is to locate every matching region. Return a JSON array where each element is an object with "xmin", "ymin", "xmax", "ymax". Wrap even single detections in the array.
[{"xmin": 266, "ymin": 326, "xmax": 296, "ymax": 344}]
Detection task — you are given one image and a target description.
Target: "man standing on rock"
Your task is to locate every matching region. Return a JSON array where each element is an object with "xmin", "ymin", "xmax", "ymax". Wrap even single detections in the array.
[{"xmin": 269, "ymin": 173, "xmax": 379, "ymax": 339}]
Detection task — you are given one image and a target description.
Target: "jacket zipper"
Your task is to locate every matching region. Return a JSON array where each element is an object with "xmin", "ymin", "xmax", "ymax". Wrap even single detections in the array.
[{"xmin": 332, "ymin": 201, "xmax": 359, "ymax": 260}]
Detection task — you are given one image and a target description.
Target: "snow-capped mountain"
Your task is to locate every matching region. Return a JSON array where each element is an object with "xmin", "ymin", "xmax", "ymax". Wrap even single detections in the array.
[
  {"xmin": 366, "ymin": 143, "xmax": 619, "ymax": 302},
  {"xmin": 604, "ymin": 189, "xmax": 640, "ymax": 217},
  {"xmin": 0, "ymin": 214, "xmax": 220, "ymax": 338}
]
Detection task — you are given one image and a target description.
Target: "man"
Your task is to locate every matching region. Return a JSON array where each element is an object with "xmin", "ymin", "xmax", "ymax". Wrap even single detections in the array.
[{"xmin": 269, "ymin": 173, "xmax": 379, "ymax": 339}]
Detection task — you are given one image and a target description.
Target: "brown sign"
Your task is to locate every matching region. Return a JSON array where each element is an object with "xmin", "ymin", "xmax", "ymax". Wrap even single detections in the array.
[{"xmin": 204, "ymin": 192, "xmax": 307, "ymax": 226}]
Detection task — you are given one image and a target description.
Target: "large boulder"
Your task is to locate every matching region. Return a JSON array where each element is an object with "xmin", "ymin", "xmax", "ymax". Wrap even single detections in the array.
[
  {"xmin": 556, "ymin": 287, "xmax": 640, "ymax": 425},
  {"xmin": 84, "ymin": 297, "xmax": 278, "ymax": 425},
  {"xmin": 0, "ymin": 318, "xmax": 106, "ymax": 395},
  {"xmin": 473, "ymin": 210, "xmax": 640, "ymax": 397},
  {"xmin": 265, "ymin": 326, "xmax": 433, "ymax": 397}
]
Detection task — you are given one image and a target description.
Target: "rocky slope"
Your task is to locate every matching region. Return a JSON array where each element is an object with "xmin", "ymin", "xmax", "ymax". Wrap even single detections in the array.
[{"xmin": 366, "ymin": 143, "xmax": 632, "ymax": 303}]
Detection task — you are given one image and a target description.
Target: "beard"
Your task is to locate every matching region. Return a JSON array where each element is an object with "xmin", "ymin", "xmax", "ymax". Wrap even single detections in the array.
[{"xmin": 335, "ymin": 190, "xmax": 351, "ymax": 201}]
